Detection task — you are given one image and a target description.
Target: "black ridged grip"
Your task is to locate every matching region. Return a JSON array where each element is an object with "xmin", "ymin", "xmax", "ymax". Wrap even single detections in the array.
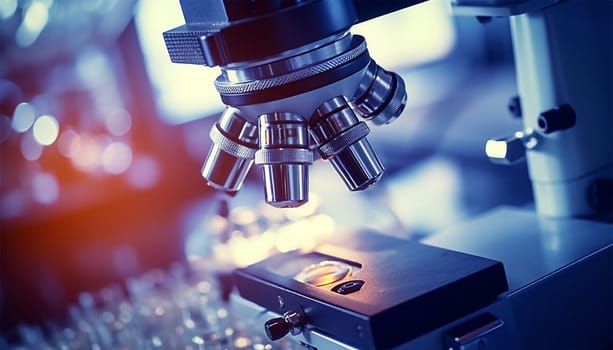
[{"xmin": 264, "ymin": 317, "xmax": 290, "ymax": 341}]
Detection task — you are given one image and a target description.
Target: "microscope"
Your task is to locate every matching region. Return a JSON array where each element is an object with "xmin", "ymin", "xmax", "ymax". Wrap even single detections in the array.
[{"xmin": 164, "ymin": 0, "xmax": 612, "ymax": 349}]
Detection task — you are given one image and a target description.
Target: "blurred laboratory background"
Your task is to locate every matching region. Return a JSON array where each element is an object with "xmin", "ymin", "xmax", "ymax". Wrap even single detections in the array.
[{"xmin": 0, "ymin": 0, "xmax": 533, "ymax": 348}]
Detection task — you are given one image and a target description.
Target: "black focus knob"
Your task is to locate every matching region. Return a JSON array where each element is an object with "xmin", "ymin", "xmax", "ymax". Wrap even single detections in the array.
[
  {"xmin": 265, "ymin": 317, "xmax": 290, "ymax": 340},
  {"xmin": 508, "ymin": 95, "xmax": 522, "ymax": 118},
  {"xmin": 264, "ymin": 311, "xmax": 304, "ymax": 341},
  {"xmin": 537, "ymin": 104, "xmax": 576, "ymax": 134}
]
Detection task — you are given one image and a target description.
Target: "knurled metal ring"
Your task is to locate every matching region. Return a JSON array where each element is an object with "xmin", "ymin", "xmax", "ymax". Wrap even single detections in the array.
[
  {"xmin": 215, "ymin": 38, "xmax": 367, "ymax": 95},
  {"xmin": 255, "ymin": 148, "xmax": 314, "ymax": 165},
  {"xmin": 210, "ymin": 125, "xmax": 258, "ymax": 159},
  {"xmin": 317, "ymin": 122, "xmax": 370, "ymax": 159}
]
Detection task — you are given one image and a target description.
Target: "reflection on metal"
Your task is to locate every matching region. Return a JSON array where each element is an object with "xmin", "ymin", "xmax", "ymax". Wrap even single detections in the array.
[{"xmin": 486, "ymin": 129, "xmax": 538, "ymax": 165}]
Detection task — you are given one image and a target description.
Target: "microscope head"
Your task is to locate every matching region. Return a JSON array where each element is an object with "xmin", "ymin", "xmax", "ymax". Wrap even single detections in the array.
[{"xmin": 164, "ymin": 0, "xmax": 411, "ymax": 207}]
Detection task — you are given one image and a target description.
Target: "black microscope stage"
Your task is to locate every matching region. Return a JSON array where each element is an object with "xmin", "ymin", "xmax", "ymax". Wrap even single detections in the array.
[{"xmin": 234, "ymin": 233, "xmax": 508, "ymax": 349}]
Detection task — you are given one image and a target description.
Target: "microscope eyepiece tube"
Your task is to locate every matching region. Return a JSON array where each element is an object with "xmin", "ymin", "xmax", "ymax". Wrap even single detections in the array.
[
  {"xmin": 352, "ymin": 60, "xmax": 407, "ymax": 125},
  {"xmin": 201, "ymin": 108, "xmax": 259, "ymax": 194},
  {"xmin": 310, "ymin": 96, "xmax": 384, "ymax": 191},
  {"xmin": 255, "ymin": 113, "xmax": 313, "ymax": 208}
]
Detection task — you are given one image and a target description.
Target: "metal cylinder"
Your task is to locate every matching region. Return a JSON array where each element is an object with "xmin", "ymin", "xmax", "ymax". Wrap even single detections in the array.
[
  {"xmin": 310, "ymin": 96, "xmax": 384, "ymax": 191},
  {"xmin": 255, "ymin": 113, "xmax": 313, "ymax": 208},
  {"xmin": 351, "ymin": 60, "xmax": 407, "ymax": 125},
  {"xmin": 201, "ymin": 108, "xmax": 259, "ymax": 194}
]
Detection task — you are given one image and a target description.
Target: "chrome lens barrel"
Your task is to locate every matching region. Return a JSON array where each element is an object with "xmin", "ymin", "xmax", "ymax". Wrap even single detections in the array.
[
  {"xmin": 310, "ymin": 96, "xmax": 384, "ymax": 191},
  {"xmin": 352, "ymin": 60, "xmax": 407, "ymax": 125},
  {"xmin": 201, "ymin": 108, "xmax": 259, "ymax": 193},
  {"xmin": 255, "ymin": 113, "xmax": 313, "ymax": 208}
]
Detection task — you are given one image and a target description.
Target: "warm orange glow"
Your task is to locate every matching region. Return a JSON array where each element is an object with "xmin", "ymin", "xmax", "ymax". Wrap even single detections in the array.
[
  {"xmin": 229, "ymin": 206, "xmax": 258, "ymax": 226},
  {"xmin": 275, "ymin": 214, "xmax": 335, "ymax": 253},
  {"xmin": 282, "ymin": 193, "xmax": 320, "ymax": 220},
  {"xmin": 69, "ymin": 133, "xmax": 101, "ymax": 171},
  {"xmin": 207, "ymin": 212, "xmax": 335, "ymax": 267},
  {"xmin": 213, "ymin": 230, "xmax": 275, "ymax": 267}
]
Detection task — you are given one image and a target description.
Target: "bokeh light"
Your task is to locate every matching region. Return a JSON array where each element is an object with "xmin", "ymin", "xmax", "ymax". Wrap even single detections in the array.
[
  {"xmin": 126, "ymin": 155, "xmax": 161, "ymax": 189},
  {"xmin": 31, "ymin": 172, "xmax": 59, "ymax": 204},
  {"xmin": 16, "ymin": 0, "xmax": 50, "ymax": 48},
  {"xmin": 69, "ymin": 133, "xmax": 106, "ymax": 172},
  {"xmin": 11, "ymin": 102, "xmax": 36, "ymax": 133},
  {"xmin": 101, "ymin": 141, "xmax": 133, "ymax": 174},
  {"xmin": 20, "ymin": 131, "xmax": 43, "ymax": 160},
  {"xmin": 105, "ymin": 108, "xmax": 132, "ymax": 136},
  {"xmin": 32, "ymin": 114, "xmax": 59, "ymax": 146},
  {"xmin": 0, "ymin": 0, "xmax": 17, "ymax": 20},
  {"xmin": 57, "ymin": 129, "xmax": 79, "ymax": 158},
  {"xmin": 1, "ymin": 190, "xmax": 27, "ymax": 218}
]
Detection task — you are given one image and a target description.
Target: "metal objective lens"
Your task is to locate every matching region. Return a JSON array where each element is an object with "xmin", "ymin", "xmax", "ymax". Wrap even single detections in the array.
[
  {"xmin": 310, "ymin": 96, "xmax": 384, "ymax": 191},
  {"xmin": 201, "ymin": 108, "xmax": 259, "ymax": 194},
  {"xmin": 255, "ymin": 113, "xmax": 313, "ymax": 208},
  {"xmin": 352, "ymin": 60, "xmax": 407, "ymax": 125}
]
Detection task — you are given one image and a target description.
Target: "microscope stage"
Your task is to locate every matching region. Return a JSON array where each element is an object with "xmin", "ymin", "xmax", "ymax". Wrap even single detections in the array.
[{"xmin": 233, "ymin": 234, "xmax": 508, "ymax": 349}]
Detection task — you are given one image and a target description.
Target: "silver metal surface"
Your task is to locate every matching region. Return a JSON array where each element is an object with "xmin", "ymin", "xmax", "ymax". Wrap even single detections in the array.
[
  {"xmin": 444, "ymin": 315, "xmax": 505, "ymax": 350},
  {"xmin": 329, "ymin": 138, "xmax": 384, "ymax": 191},
  {"xmin": 215, "ymin": 36, "xmax": 367, "ymax": 95},
  {"xmin": 423, "ymin": 207, "xmax": 613, "ymax": 292},
  {"xmin": 222, "ymin": 33, "xmax": 352, "ymax": 82},
  {"xmin": 351, "ymin": 60, "xmax": 407, "ymax": 125},
  {"xmin": 310, "ymin": 96, "xmax": 384, "ymax": 191},
  {"xmin": 201, "ymin": 108, "xmax": 259, "ymax": 192},
  {"xmin": 317, "ymin": 123, "xmax": 369, "ymax": 159},
  {"xmin": 255, "ymin": 148, "xmax": 313, "ymax": 164},
  {"xmin": 255, "ymin": 113, "xmax": 312, "ymax": 208}
]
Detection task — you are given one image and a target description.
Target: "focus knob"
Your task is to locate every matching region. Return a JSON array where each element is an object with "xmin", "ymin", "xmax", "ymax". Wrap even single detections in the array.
[
  {"xmin": 265, "ymin": 317, "xmax": 290, "ymax": 340},
  {"xmin": 537, "ymin": 104, "xmax": 576, "ymax": 134},
  {"xmin": 264, "ymin": 311, "xmax": 304, "ymax": 341}
]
